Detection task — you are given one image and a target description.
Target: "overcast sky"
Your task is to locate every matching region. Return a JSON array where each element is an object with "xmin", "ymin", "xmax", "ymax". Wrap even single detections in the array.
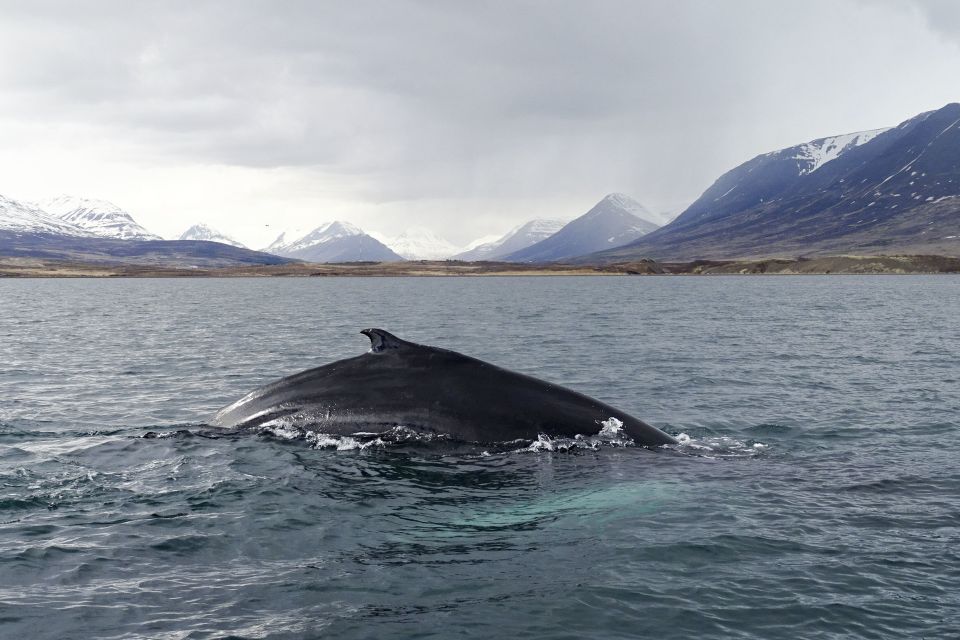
[{"xmin": 1, "ymin": 0, "xmax": 958, "ymax": 247}]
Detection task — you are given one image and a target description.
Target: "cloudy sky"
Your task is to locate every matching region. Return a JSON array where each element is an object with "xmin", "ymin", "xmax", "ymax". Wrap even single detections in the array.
[{"xmin": 1, "ymin": 0, "xmax": 958, "ymax": 247}]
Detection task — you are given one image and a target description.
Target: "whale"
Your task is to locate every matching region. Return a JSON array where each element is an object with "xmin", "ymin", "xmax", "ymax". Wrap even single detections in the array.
[{"xmin": 211, "ymin": 329, "xmax": 677, "ymax": 447}]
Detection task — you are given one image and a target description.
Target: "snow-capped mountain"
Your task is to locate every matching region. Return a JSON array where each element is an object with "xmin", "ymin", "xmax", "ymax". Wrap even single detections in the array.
[
  {"xmin": 266, "ymin": 221, "xmax": 364, "ymax": 254},
  {"xmin": 453, "ymin": 219, "xmax": 566, "ymax": 261},
  {"xmin": 265, "ymin": 221, "xmax": 404, "ymax": 262},
  {"xmin": 40, "ymin": 196, "xmax": 161, "ymax": 240},
  {"xmin": 179, "ymin": 224, "xmax": 246, "ymax": 248},
  {"xmin": 0, "ymin": 194, "xmax": 290, "ymax": 267},
  {"xmin": 375, "ymin": 228, "xmax": 461, "ymax": 260},
  {"xmin": 503, "ymin": 194, "xmax": 660, "ymax": 262},
  {"xmin": 597, "ymin": 103, "xmax": 960, "ymax": 261},
  {"xmin": 0, "ymin": 194, "xmax": 94, "ymax": 236}
]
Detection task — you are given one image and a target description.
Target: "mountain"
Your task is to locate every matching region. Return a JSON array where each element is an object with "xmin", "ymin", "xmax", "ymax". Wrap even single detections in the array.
[
  {"xmin": 502, "ymin": 194, "xmax": 660, "ymax": 262},
  {"xmin": 0, "ymin": 235, "xmax": 293, "ymax": 267},
  {"xmin": 594, "ymin": 103, "xmax": 960, "ymax": 261},
  {"xmin": 453, "ymin": 219, "xmax": 566, "ymax": 261},
  {"xmin": 265, "ymin": 221, "xmax": 404, "ymax": 262},
  {"xmin": 457, "ymin": 233, "xmax": 502, "ymax": 254},
  {"xmin": 40, "ymin": 196, "xmax": 161, "ymax": 240},
  {"xmin": 1, "ymin": 195, "xmax": 95, "ymax": 237},
  {"xmin": 0, "ymin": 195, "xmax": 291, "ymax": 267},
  {"xmin": 377, "ymin": 228, "xmax": 461, "ymax": 260},
  {"xmin": 179, "ymin": 224, "xmax": 246, "ymax": 248}
]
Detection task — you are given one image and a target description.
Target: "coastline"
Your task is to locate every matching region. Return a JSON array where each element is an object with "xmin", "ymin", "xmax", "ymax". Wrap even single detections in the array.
[{"xmin": 1, "ymin": 254, "xmax": 959, "ymax": 278}]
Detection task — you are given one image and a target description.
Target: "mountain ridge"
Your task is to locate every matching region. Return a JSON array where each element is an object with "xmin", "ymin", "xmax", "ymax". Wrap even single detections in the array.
[
  {"xmin": 41, "ymin": 196, "xmax": 161, "ymax": 241},
  {"xmin": 1, "ymin": 195, "xmax": 96, "ymax": 237},
  {"xmin": 265, "ymin": 221, "xmax": 404, "ymax": 262},
  {"xmin": 590, "ymin": 103, "xmax": 960, "ymax": 261},
  {"xmin": 1, "ymin": 193, "xmax": 289, "ymax": 267},
  {"xmin": 453, "ymin": 219, "xmax": 567, "ymax": 261},
  {"xmin": 179, "ymin": 224, "xmax": 247, "ymax": 248},
  {"xmin": 503, "ymin": 193, "xmax": 660, "ymax": 262}
]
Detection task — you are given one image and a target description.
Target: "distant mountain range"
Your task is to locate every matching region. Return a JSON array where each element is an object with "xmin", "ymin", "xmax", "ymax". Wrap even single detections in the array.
[
  {"xmin": 256, "ymin": 195, "xmax": 662, "ymax": 263},
  {"xmin": 265, "ymin": 221, "xmax": 404, "ymax": 262},
  {"xmin": 5, "ymin": 104, "xmax": 958, "ymax": 268},
  {"xmin": 179, "ymin": 223, "xmax": 247, "ymax": 248},
  {"xmin": 374, "ymin": 228, "xmax": 462, "ymax": 260},
  {"xmin": 503, "ymin": 193, "xmax": 660, "ymax": 262},
  {"xmin": 453, "ymin": 219, "xmax": 566, "ymax": 261},
  {"xmin": 0, "ymin": 194, "xmax": 289, "ymax": 267},
  {"xmin": 594, "ymin": 103, "xmax": 960, "ymax": 261}
]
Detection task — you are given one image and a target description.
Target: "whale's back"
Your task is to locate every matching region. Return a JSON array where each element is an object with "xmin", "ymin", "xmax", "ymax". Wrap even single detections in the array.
[{"xmin": 212, "ymin": 330, "xmax": 677, "ymax": 446}]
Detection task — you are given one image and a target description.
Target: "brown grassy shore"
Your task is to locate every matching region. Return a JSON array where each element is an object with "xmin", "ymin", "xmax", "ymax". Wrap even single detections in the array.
[
  {"xmin": 670, "ymin": 254, "xmax": 960, "ymax": 275},
  {"xmin": 1, "ymin": 255, "xmax": 959, "ymax": 278},
  {"xmin": 0, "ymin": 258, "xmax": 665, "ymax": 278}
]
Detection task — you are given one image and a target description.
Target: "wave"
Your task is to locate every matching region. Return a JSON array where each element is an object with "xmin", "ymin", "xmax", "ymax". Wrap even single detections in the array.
[
  {"xmin": 249, "ymin": 417, "xmax": 768, "ymax": 459},
  {"xmin": 665, "ymin": 432, "xmax": 769, "ymax": 459}
]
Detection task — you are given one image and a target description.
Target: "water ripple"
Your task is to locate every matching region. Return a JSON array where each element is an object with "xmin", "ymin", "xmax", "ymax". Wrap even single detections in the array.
[{"xmin": 1, "ymin": 276, "xmax": 959, "ymax": 638}]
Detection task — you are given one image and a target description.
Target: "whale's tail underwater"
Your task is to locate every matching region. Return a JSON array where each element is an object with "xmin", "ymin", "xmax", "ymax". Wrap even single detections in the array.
[{"xmin": 212, "ymin": 328, "xmax": 677, "ymax": 447}]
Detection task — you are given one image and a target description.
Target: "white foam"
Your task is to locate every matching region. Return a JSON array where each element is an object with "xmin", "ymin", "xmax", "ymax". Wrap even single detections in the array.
[
  {"xmin": 264, "ymin": 425, "xmax": 301, "ymax": 440},
  {"xmin": 527, "ymin": 434, "xmax": 558, "ymax": 452},
  {"xmin": 598, "ymin": 417, "xmax": 625, "ymax": 438},
  {"xmin": 668, "ymin": 432, "xmax": 768, "ymax": 458},
  {"xmin": 305, "ymin": 432, "xmax": 363, "ymax": 450},
  {"xmin": 520, "ymin": 420, "xmax": 641, "ymax": 453}
]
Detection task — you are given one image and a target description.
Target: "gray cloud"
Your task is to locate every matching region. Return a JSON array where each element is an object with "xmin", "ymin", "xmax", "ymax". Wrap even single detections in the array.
[{"xmin": 0, "ymin": 0, "xmax": 958, "ymax": 244}]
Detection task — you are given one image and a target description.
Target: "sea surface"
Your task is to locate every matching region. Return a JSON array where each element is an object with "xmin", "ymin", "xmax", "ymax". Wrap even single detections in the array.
[{"xmin": 1, "ymin": 275, "xmax": 958, "ymax": 639}]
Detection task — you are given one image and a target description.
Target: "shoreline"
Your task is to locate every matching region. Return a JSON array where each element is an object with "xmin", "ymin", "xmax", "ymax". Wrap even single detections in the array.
[{"xmin": 1, "ymin": 254, "xmax": 959, "ymax": 278}]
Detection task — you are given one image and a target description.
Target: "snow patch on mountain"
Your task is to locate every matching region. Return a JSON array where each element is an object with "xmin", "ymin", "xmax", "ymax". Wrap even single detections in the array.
[
  {"xmin": 40, "ymin": 195, "xmax": 161, "ymax": 240},
  {"xmin": 792, "ymin": 128, "xmax": 890, "ymax": 175},
  {"xmin": 179, "ymin": 224, "xmax": 246, "ymax": 248}
]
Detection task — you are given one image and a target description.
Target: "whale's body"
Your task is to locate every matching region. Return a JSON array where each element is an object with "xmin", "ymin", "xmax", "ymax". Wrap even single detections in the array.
[{"xmin": 212, "ymin": 329, "xmax": 677, "ymax": 446}]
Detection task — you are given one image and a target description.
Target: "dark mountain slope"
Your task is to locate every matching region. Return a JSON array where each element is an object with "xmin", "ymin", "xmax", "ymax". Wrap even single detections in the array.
[
  {"xmin": 593, "ymin": 103, "xmax": 960, "ymax": 261},
  {"xmin": 0, "ymin": 232, "xmax": 293, "ymax": 267},
  {"xmin": 503, "ymin": 193, "xmax": 659, "ymax": 262}
]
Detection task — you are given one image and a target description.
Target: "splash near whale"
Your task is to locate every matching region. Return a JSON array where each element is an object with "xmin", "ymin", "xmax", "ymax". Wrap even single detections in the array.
[{"xmin": 212, "ymin": 329, "xmax": 677, "ymax": 447}]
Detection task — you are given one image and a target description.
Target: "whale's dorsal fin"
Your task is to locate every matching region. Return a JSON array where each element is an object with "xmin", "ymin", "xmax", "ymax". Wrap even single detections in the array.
[{"xmin": 361, "ymin": 328, "xmax": 408, "ymax": 353}]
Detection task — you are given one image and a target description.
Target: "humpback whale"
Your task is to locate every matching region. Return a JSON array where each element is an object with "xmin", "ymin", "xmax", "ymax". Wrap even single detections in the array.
[{"xmin": 212, "ymin": 329, "xmax": 677, "ymax": 446}]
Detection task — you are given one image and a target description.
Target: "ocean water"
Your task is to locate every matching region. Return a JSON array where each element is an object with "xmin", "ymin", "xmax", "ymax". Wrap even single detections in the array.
[{"xmin": 1, "ymin": 275, "xmax": 958, "ymax": 639}]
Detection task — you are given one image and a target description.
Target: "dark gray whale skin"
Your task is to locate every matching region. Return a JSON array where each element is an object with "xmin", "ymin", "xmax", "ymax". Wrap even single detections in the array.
[{"xmin": 211, "ymin": 329, "xmax": 677, "ymax": 446}]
